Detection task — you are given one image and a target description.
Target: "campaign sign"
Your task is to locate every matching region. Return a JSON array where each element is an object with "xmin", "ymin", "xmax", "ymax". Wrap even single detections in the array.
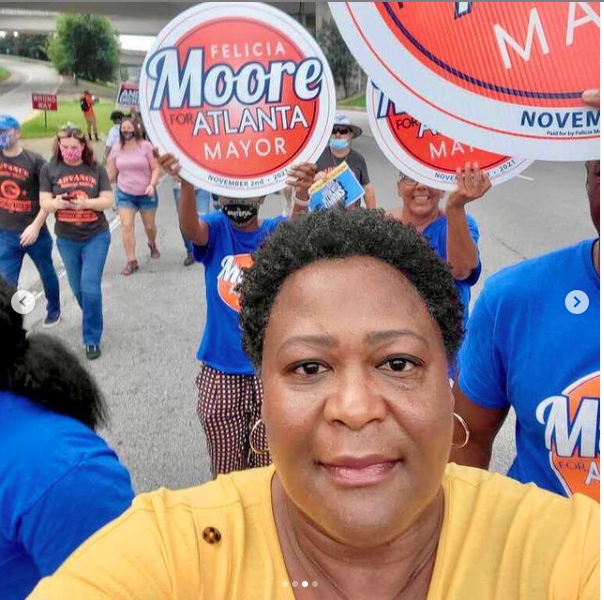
[
  {"xmin": 31, "ymin": 93, "xmax": 58, "ymax": 111},
  {"xmin": 330, "ymin": 3, "xmax": 600, "ymax": 161},
  {"xmin": 116, "ymin": 83, "xmax": 139, "ymax": 109},
  {"xmin": 367, "ymin": 81, "xmax": 533, "ymax": 191},
  {"xmin": 139, "ymin": 2, "xmax": 336, "ymax": 197},
  {"xmin": 309, "ymin": 161, "xmax": 365, "ymax": 211}
]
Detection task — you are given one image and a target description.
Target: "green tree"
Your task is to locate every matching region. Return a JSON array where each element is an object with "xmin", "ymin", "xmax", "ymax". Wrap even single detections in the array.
[
  {"xmin": 0, "ymin": 33, "xmax": 50, "ymax": 60},
  {"xmin": 47, "ymin": 14, "xmax": 119, "ymax": 82},
  {"xmin": 317, "ymin": 21, "xmax": 360, "ymax": 98}
]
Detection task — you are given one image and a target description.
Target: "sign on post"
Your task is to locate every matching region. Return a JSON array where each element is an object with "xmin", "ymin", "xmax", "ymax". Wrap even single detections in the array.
[
  {"xmin": 116, "ymin": 83, "xmax": 139, "ymax": 109},
  {"xmin": 31, "ymin": 93, "xmax": 58, "ymax": 130},
  {"xmin": 139, "ymin": 2, "xmax": 336, "ymax": 197},
  {"xmin": 366, "ymin": 82, "xmax": 533, "ymax": 190},
  {"xmin": 330, "ymin": 2, "xmax": 600, "ymax": 160}
]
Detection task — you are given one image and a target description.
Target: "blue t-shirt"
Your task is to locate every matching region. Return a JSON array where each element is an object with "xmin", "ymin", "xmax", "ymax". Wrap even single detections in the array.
[
  {"xmin": 458, "ymin": 240, "xmax": 600, "ymax": 501},
  {"xmin": 193, "ymin": 212, "xmax": 286, "ymax": 375},
  {"xmin": 423, "ymin": 214, "xmax": 481, "ymax": 327},
  {"xmin": 0, "ymin": 391, "xmax": 134, "ymax": 600}
]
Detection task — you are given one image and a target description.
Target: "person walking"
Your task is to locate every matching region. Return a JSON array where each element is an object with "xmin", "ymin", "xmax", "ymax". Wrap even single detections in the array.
[
  {"xmin": 103, "ymin": 110, "xmax": 125, "ymax": 165},
  {"xmin": 80, "ymin": 91, "xmax": 99, "ymax": 142},
  {"xmin": 107, "ymin": 117, "xmax": 161, "ymax": 275},
  {"xmin": 0, "ymin": 115, "xmax": 61, "ymax": 327},
  {"xmin": 315, "ymin": 114, "xmax": 376, "ymax": 209},
  {"xmin": 159, "ymin": 152, "xmax": 315, "ymax": 478},
  {"xmin": 39, "ymin": 125, "xmax": 113, "ymax": 360}
]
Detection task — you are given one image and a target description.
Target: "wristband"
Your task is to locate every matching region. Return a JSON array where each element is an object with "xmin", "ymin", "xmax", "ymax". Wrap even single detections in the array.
[{"xmin": 293, "ymin": 192, "xmax": 310, "ymax": 207}]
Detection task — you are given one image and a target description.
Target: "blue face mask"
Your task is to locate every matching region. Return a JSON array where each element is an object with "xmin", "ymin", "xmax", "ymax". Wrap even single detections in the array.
[
  {"xmin": 0, "ymin": 132, "xmax": 15, "ymax": 151},
  {"xmin": 329, "ymin": 138, "xmax": 349, "ymax": 151}
]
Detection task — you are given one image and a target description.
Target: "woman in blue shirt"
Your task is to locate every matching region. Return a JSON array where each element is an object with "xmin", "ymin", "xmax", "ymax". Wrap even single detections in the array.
[{"xmin": 0, "ymin": 279, "xmax": 134, "ymax": 600}]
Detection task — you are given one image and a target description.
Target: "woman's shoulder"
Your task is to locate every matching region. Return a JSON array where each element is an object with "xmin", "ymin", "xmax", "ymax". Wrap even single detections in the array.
[{"xmin": 134, "ymin": 465, "xmax": 275, "ymax": 515}]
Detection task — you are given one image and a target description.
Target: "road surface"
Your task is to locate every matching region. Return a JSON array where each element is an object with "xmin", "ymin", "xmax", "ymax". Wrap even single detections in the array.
[
  {"xmin": 0, "ymin": 55, "xmax": 60, "ymax": 123},
  {"xmin": 13, "ymin": 112, "xmax": 596, "ymax": 493}
]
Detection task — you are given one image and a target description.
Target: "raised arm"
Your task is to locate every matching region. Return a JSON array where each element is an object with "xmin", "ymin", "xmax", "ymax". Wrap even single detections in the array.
[{"xmin": 445, "ymin": 162, "xmax": 490, "ymax": 281}]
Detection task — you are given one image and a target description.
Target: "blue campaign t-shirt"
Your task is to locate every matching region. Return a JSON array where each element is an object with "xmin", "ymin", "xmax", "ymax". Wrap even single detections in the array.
[
  {"xmin": 458, "ymin": 240, "xmax": 600, "ymax": 501},
  {"xmin": 0, "ymin": 391, "xmax": 134, "ymax": 600},
  {"xmin": 423, "ymin": 214, "xmax": 481, "ymax": 327},
  {"xmin": 193, "ymin": 212, "xmax": 286, "ymax": 375}
]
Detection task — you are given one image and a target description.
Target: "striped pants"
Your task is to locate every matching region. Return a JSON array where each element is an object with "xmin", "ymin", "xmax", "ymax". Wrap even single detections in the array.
[{"xmin": 196, "ymin": 364, "xmax": 272, "ymax": 478}]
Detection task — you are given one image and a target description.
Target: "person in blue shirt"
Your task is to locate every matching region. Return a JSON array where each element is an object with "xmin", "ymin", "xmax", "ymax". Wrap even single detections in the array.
[
  {"xmin": 451, "ymin": 158, "xmax": 600, "ymax": 503},
  {"xmin": 388, "ymin": 162, "xmax": 490, "ymax": 330},
  {"xmin": 158, "ymin": 155, "xmax": 316, "ymax": 477},
  {"xmin": 0, "ymin": 278, "xmax": 134, "ymax": 599}
]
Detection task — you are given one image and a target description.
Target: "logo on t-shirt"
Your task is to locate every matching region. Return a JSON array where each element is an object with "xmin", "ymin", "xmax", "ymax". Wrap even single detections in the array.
[
  {"xmin": 536, "ymin": 372, "xmax": 600, "ymax": 501},
  {"xmin": 217, "ymin": 253, "xmax": 253, "ymax": 313}
]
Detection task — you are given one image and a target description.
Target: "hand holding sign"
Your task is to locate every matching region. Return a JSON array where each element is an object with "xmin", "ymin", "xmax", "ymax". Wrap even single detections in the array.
[{"xmin": 447, "ymin": 163, "xmax": 492, "ymax": 211}]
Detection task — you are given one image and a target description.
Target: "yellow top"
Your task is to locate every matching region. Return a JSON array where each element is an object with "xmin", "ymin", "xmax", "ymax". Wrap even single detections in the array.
[{"xmin": 29, "ymin": 464, "xmax": 599, "ymax": 600}]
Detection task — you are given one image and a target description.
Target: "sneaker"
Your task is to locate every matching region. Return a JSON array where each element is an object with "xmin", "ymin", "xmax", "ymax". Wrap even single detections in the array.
[
  {"xmin": 85, "ymin": 345, "xmax": 101, "ymax": 360},
  {"xmin": 43, "ymin": 312, "xmax": 61, "ymax": 328},
  {"xmin": 148, "ymin": 243, "xmax": 161, "ymax": 259},
  {"xmin": 183, "ymin": 253, "xmax": 194, "ymax": 267},
  {"xmin": 122, "ymin": 260, "xmax": 139, "ymax": 276}
]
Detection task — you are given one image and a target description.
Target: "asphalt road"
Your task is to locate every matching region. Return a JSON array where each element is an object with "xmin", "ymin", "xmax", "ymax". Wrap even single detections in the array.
[
  {"xmin": 0, "ymin": 55, "xmax": 60, "ymax": 123},
  {"xmin": 7, "ymin": 111, "xmax": 596, "ymax": 493}
]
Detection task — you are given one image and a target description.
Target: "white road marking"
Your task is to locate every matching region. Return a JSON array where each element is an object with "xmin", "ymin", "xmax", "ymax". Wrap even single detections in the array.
[{"xmin": 517, "ymin": 174, "xmax": 535, "ymax": 181}]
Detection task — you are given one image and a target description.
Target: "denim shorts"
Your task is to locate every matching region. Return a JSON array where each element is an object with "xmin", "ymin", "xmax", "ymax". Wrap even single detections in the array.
[{"xmin": 116, "ymin": 188, "xmax": 157, "ymax": 212}]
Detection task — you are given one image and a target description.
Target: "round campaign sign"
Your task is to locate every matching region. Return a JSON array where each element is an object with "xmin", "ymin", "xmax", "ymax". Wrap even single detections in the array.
[
  {"xmin": 330, "ymin": 3, "xmax": 600, "ymax": 160},
  {"xmin": 140, "ymin": 2, "xmax": 336, "ymax": 197},
  {"xmin": 367, "ymin": 81, "xmax": 533, "ymax": 191}
]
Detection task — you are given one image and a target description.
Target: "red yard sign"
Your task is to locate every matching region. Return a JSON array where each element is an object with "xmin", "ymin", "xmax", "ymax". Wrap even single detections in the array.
[{"xmin": 31, "ymin": 93, "xmax": 58, "ymax": 111}]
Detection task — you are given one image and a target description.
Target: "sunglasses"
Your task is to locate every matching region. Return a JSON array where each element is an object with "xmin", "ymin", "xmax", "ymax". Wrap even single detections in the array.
[
  {"xmin": 57, "ymin": 124, "xmax": 84, "ymax": 139},
  {"xmin": 399, "ymin": 174, "xmax": 419, "ymax": 187},
  {"xmin": 332, "ymin": 126, "xmax": 351, "ymax": 135}
]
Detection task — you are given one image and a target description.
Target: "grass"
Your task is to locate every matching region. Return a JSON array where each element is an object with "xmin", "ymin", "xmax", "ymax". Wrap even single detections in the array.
[
  {"xmin": 338, "ymin": 91, "xmax": 367, "ymax": 109},
  {"xmin": 21, "ymin": 98, "xmax": 115, "ymax": 139},
  {"xmin": 0, "ymin": 66, "xmax": 10, "ymax": 84}
]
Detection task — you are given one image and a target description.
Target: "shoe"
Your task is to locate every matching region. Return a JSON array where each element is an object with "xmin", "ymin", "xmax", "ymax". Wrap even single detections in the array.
[
  {"xmin": 148, "ymin": 243, "xmax": 161, "ymax": 259},
  {"xmin": 183, "ymin": 253, "xmax": 194, "ymax": 267},
  {"xmin": 122, "ymin": 260, "xmax": 139, "ymax": 276},
  {"xmin": 85, "ymin": 345, "xmax": 101, "ymax": 360},
  {"xmin": 88, "ymin": 134, "xmax": 93, "ymax": 141},
  {"xmin": 43, "ymin": 312, "xmax": 61, "ymax": 328},
  {"xmin": 95, "ymin": 136, "xmax": 100, "ymax": 142}
]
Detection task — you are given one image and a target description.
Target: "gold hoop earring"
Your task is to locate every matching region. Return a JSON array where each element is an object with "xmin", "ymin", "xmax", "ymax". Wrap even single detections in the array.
[
  {"xmin": 452, "ymin": 413, "xmax": 470, "ymax": 449},
  {"xmin": 250, "ymin": 418, "xmax": 269, "ymax": 455}
]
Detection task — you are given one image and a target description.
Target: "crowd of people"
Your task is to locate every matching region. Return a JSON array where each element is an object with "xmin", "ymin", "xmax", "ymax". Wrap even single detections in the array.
[{"xmin": 0, "ymin": 77, "xmax": 599, "ymax": 599}]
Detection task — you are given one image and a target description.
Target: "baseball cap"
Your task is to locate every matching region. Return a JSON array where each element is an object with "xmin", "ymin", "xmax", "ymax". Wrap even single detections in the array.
[{"xmin": 0, "ymin": 115, "xmax": 20, "ymax": 131}]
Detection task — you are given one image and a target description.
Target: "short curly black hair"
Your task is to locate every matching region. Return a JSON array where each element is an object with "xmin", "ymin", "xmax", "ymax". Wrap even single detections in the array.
[{"xmin": 239, "ymin": 208, "xmax": 464, "ymax": 369}]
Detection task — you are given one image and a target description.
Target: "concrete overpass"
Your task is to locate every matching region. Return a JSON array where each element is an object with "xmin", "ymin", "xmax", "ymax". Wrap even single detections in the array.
[{"xmin": 0, "ymin": 3, "xmax": 325, "ymax": 36}]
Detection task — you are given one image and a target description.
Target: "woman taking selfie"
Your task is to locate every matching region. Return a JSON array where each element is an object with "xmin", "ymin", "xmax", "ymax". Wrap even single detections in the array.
[
  {"xmin": 30, "ymin": 210, "xmax": 598, "ymax": 599},
  {"xmin": 40, "ymin": 125, "xmax": 113, "ymax": 360},
  {"xmin": 107, "ymin": 117, "xmax": 161, "ymax": 276}
]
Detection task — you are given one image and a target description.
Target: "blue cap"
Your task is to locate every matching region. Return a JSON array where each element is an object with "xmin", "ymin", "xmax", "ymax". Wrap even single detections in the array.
[{"xmin": 0, "ymin": 115, "xmax": 20, "ymax": 131}]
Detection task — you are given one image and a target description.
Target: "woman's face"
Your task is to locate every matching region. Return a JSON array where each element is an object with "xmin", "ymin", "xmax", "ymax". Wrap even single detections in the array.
[
  {"xmin": 398, "ymin": 177, "xmax": 444, "ymax": 219},
  {"xmin": 120, "ymin": 121, "xmax": 135, "ymax": 136},
  {"xmin": 261, "ymin": 256, "xmax": 453, "ymax": 548},
  {"xmin": 58, "ymin": 137, "xmax": 84, "ymax": 162}
]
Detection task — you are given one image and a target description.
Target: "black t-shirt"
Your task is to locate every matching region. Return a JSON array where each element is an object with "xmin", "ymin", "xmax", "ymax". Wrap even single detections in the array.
[
  {"xmin": 315, "ymin": 147, "xmax": 371, "ymax": 186},
  {"xmin": 39, "ymin": 159, "xmax": 111, "ymax": 241},
  {"xmin": 0, "ymin": 149, "xmax": 46, "ymax": 231}
]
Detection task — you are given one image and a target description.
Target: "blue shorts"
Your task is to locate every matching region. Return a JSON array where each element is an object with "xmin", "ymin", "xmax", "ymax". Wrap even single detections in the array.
[{"xmin": 116, "ymin": 188, "xmax": 157, "ymax": 212}]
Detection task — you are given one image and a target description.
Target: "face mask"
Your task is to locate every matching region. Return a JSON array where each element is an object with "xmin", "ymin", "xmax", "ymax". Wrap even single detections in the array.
[
  {"xmin": 222, "ymin": 203, "xmax": 258, "ymax": 225},
  {"xmin": 329, "ymin": 138, "xmax": 349, "ymax": 151},
  {"xmin": 122, "ymin": 131, "xmax": 135, "ymax": 140},
  {"xmin": 61, "ymin": 148, "xmax": 83, "ymax": 162},
  {"xmin": 0, "ymin": 132, "xmax": 16, "ymax": 151}
]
